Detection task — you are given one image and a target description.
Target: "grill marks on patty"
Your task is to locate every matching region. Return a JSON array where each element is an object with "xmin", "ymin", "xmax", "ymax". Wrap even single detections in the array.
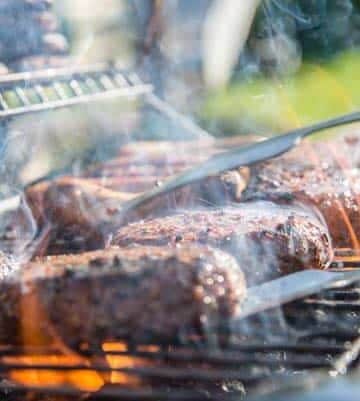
[{"xmin": 113, "ymin": 204, "xmax": 332, "ymax": 284}]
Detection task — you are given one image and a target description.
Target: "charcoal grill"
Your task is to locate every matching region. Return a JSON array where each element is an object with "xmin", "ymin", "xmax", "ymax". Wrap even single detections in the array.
[{"xmin": 0, "ymin": 63, "xmax": 359, "ymax": 401}]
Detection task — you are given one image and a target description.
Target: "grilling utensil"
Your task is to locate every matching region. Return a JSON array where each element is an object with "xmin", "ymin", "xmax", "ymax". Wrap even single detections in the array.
[
  {"xmin": 235, "ymin": 268, "xmax": 360, "ymax": 321},
  {"xmin": 120, "ymin": 110, "xmax": 360, "ymax": 218}
]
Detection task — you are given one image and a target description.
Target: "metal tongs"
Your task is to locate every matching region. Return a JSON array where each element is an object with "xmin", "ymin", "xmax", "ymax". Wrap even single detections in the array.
[
  {"xmin": 236, "ymin": 268, "xmax": 360, "ymax": 320},
  {"xmin": 121, "ymin": 111, "xmax": 360, "ymax": 217}
]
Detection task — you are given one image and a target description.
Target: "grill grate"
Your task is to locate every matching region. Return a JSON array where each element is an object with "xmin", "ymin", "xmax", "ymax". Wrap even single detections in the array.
[
  {"xmin": 0, "ymin": 254, "xmax": 358, "ymax": 400},
  {"xmin": 0, "ymin": 62, "xmax": 152, "ymax": 119}
]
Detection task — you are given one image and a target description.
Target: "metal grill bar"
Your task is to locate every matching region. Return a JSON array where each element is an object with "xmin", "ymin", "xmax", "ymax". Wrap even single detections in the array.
[
  {"xmin": 0, "ymin": 382, "xmax": 205, "ymax": 401},
  {"xmin": 33, "ymin": 84, "xmax": 49, "ymax": 102},
  {"xmin": 0, "ymin": 63, "xmax": 125, "ymax": 86},
  {"xmin": 52, "ymin": 81, "xmax": 68, "ymax": 100},
  {"xmin": 99, "ymin": 344, "xmax": 346, "ymax": 359},
  {"xmin": 85, "ymin": 76, "xmax": 102, "ymax": 93},
  {"xmin": 0, "ymin": 362, "xmax": 272, "ymax": 383},
  {"xmin": 333, "ymin": 336, "xmax": 360, "ymax": 375},
  {"xmin": 0, "ymin": 92, "xmax": 9, "ymax": 110},
  {"xmin": 0, "ymin": 352, "xmax": 333, "ymax": 371},
  {"xmin": 0, "ymin": 86, "xmax": 150, "ymax": 118},
  {"xmin": 0, "ymin": 62, "xmax": 152, "ymax": 119},
  {"xmin": 14, "ymin": 87, "xmax": 31, "ymax": 106},
  {"xmin": 0, "ymin": 341, "xmax": 346, "ymax": 357}
]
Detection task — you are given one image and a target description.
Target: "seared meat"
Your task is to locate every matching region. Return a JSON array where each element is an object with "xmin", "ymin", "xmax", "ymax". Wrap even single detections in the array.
[
  {"xmin": 113, "ymin": 202, "xmax": 332, "ymax": 284},
  {"xmin": 25, "ymin": 138, "xmax": 252, "ymax": 256},
  {"xmin": 242, "ymin": 134, "xmax": 360, "ymax": 248},
  {"xmin": 24, "ymin": 177, "xmax": 133, "ymax": 255},
  {"xmin": 39, "ymin": 177, "xmax": 136, "ymax": 254},
  {"xmin": 24, "ymin": 133, "xmax": 358, "ymax": 258},
  {"xmin": 26, "ymin": 173, "xmax": 244, "ymax": 255},
  {"xmin": 85, "ymin": 138, "xmax": 254, "ymax": 190},
  {"xmin": 0, "ymin": 245, "xmax": 245, "ymax": 347},
  {"xmin": 24, "ymin": 180, "xmax": 52, "ymax": 226}
]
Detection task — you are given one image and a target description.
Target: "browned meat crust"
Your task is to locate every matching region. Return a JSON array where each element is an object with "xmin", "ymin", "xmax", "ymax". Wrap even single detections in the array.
[
  {"xmin": 0, "ymin": 245, "xmax": 245, "ymax": 347},
  {"xmin": 112, "ymin": 203, "xmax": 332, "ymax": 284},
  {"xmin": 242, "ymin": 134, "xmax": 360, "ymax": 248},
  {"xmin": 24, "ymin": 138, "xmax": 252, "ymax": 255},
  {"xmin": 25, "ymin": 173, "xmax": 243, "ymax": 255}
]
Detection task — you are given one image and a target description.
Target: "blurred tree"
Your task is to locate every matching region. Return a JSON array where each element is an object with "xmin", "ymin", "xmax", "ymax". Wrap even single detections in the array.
[{"xmin": 244, "ymin": 0, "xmax": 360, "ymax": 76}]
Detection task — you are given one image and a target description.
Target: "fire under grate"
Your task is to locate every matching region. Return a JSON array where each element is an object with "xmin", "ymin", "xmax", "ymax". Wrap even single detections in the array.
[{"xmin": 0, "ymin": 253, "xmax": 358, "ymax": 401}]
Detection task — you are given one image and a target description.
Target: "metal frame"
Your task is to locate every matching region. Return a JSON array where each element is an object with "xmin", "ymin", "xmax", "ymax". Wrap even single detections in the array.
[{"xmin": 0, "ymin": 62, "xmax": 153, "ymax": 119}]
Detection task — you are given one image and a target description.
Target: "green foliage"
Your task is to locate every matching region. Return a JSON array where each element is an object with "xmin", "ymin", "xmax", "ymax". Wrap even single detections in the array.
[{"xmin": 202, "ymin": 50, "xmax": 360, "ymax": 133}]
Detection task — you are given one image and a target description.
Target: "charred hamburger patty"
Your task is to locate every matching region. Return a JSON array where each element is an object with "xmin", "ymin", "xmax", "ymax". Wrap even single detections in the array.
[
  {"xmin": 0, "ymin": 245, "xmax": 245, "ymax": 347},
  {"xmin": 242, "ymin": 134, "xmax": 360, "ymax": 248},
  {"xmin": 113, "ymin": 202, "xmax": 332, "ymax": 283}
]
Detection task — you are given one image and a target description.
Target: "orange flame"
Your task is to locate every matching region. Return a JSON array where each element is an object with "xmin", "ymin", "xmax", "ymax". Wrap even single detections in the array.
[
  {"xmin": 6, "ymin": 355, "xmax": 104, "ymax": 391},
  {"xmin": 6, "ymin": 341, "xmax": 151, "ymax": 391},
  {"xmin": 102, "ymin": 342, "xmax": 149, "ymax": 386}
]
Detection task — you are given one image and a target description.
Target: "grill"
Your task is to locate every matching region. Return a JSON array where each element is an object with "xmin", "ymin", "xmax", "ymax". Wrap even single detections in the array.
[
  {"xmin": 0, "ymin": 252, "xmax": 358, "ymax": 400},
  {"xmin": 0, "ymin": 63, "xmax": 359, "ymax": 401}
]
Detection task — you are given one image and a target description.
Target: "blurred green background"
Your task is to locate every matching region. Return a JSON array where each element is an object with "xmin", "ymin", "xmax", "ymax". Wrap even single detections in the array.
[
  {"xmin": 203, "ymin": 50, "xmax": 360, "ymax": 133},
  {"xmin": 201, "ymin": 0, "xmax": 360, "ymax": 134}
]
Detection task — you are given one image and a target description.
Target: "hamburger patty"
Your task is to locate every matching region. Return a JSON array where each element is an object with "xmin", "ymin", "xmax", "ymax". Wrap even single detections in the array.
[
  {"xmin": 113, "ymin": 202, "xmax": 332, "ymax": 284},
  {"xmin": 0, "ymin": 245, "xmax": 245, "ymax": 347},
  {"xmin": 242, "ymin": 134, "xmax": 360, "ymax": 248}
]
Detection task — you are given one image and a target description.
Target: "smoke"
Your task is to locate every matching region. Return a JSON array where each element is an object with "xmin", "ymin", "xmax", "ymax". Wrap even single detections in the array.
[
  {"xmin": 0, "ymin": 129, "xmax": 39, "ymax": 262},
  {"xmin": 0, "ymin": 2, "xmax": 349, "ymax": 356},
  {"xmin": 0, "ymin": 191, "xmax": 38, "ymax": 263},
  {"xmin": 203, "ymin": 0, "xmax": 262, "ymax": 88}
]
